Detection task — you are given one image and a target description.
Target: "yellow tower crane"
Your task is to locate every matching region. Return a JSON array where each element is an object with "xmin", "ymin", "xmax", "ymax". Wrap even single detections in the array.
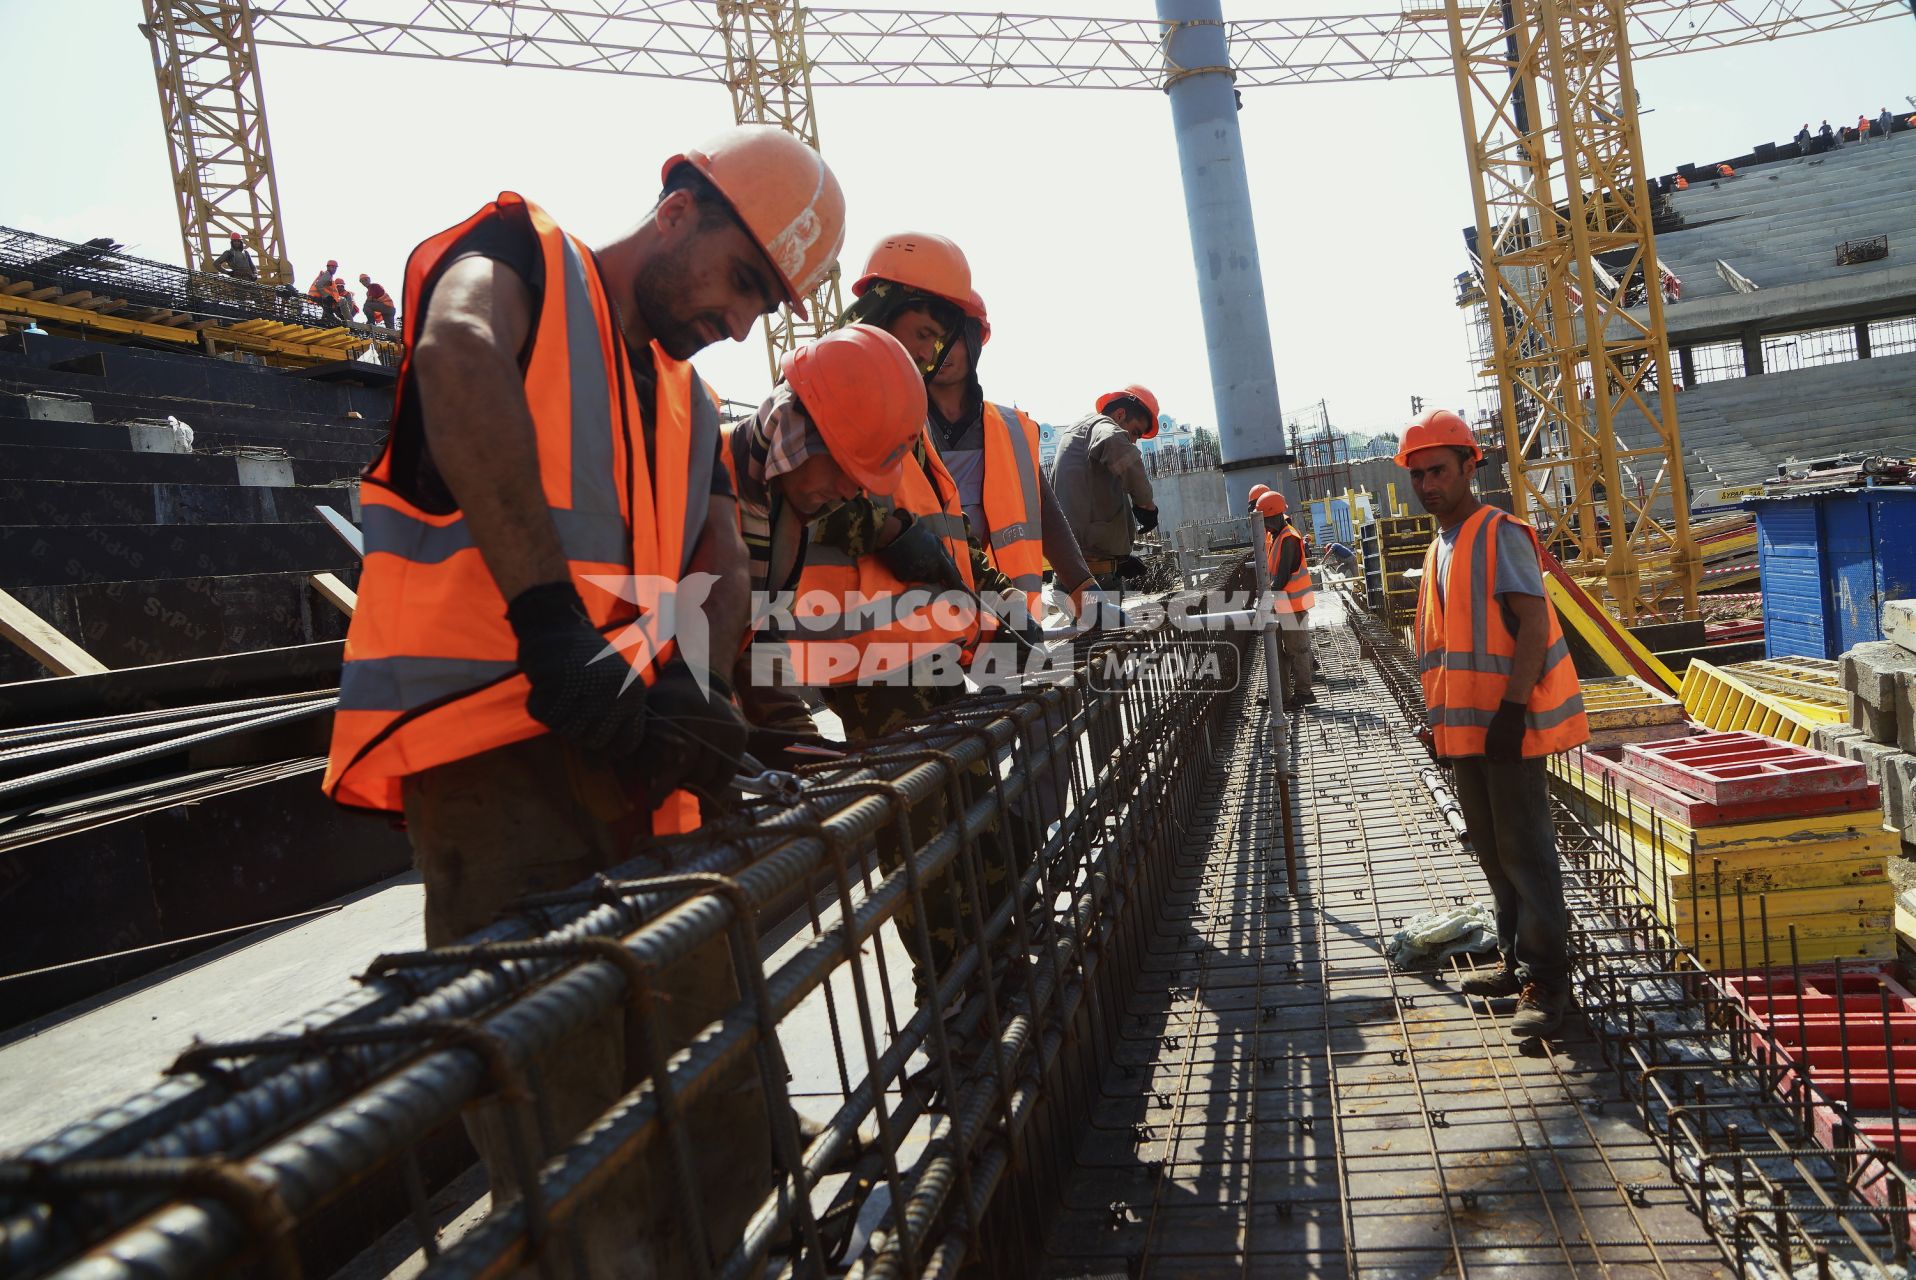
[{"xmin": 141, "ymin": 0, "xmax": 1905, "ymax": 619}]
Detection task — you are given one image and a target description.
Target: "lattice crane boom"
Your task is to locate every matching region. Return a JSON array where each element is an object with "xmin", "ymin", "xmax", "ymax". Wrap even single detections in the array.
[{"xmin": 242, "ymin": 0, "xmax": 1900, "ymax": 88}]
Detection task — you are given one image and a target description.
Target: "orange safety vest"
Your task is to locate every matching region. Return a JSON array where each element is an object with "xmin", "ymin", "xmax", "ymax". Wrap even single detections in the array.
[
  {"xmin": 977, "ymin": 402, "xmax": 1047, "ymax": 613},
  {"xmin": 1414, "ymin": 505, "xmax": 1588, "ymax": 759},
  {"xmin": 324, "ymin": 193, "xmax": 715, "ymax": 831},
  {"xmin": 719, "ymin": 424, "xmax": 984, "ymax": 685},
  {"xmin": 1265, "ymin": 523, "xmax": 1316, "ymax": 616}
]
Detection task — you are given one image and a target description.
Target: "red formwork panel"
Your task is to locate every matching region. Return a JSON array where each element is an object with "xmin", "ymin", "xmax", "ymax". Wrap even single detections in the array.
[
  {"xmin": 1727, "ymin": 966, "xmax": 1916, "ymax": 1240},
  {"xmin": 1564, "ymin": 747, "xmax": 1881, "ymax": 827},
  {"xmin": 1622, "ymin": 731, "xmax": 1869, "ymax": 805}
]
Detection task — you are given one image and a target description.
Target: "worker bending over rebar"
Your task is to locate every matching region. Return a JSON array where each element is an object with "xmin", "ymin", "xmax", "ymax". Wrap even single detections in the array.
[{"xmin": 322, "ymin": 125, "xmax": 845, "ymax": 1276}]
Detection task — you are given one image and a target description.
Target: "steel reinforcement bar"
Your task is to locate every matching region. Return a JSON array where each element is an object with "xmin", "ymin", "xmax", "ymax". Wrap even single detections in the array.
[{"xmin": 0, "ymin": 561, "xmax": 1256, "ymax": 1279}]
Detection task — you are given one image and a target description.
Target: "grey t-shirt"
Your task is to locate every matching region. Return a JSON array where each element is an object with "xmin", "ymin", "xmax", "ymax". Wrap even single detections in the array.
[{"xmin": 1432, "ymin": 514, "xmax": 1545, "ymax": 606}]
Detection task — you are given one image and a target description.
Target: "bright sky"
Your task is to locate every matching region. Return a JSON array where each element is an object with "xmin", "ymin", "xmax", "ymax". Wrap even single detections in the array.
[{"xmin": 4, "ymin": 1, "xmax": 1911, "ymax": 440}]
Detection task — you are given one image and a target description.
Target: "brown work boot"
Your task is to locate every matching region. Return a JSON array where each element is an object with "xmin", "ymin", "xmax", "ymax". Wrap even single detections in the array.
[
  {"xmin": 1509, "ymin": 982, "xmax": 1569, "ymax": 1039},
  {"xmin": 1459, "ymin": 965, "xmax": 1523, "ymax": 999}
]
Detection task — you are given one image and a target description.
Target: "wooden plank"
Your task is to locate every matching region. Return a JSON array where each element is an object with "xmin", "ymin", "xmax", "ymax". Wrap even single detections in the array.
[
  {"xmin": 0, "ymin": 280, "xmax": 34, "ymax": 297},
  {"xmin": 0, "ymin": 587, "xmax": 108, "ymax": 676},
  {"xmin": 309, "ymin": 571, "xmax": 357, "ymax": 617},
  {"xmin": 23, "ymin": 286, "xmax": 60, "ymax": 302}
]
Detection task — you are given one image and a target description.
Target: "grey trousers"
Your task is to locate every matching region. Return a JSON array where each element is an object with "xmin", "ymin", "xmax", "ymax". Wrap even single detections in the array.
[{"xmin": 1448, "ymin": 755, "xmax": 1569, "ymax": 990}]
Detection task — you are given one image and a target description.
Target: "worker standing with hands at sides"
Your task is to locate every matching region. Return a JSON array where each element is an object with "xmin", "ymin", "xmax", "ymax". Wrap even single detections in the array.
[
  {"xmin": 322, "ymin": 124, "xmax": 846, "ymax": 1276},
  {"xmin": 1047, "ymin": 386, "xmax": 1162, "ymax": 590},
  {"xmin": 1252, "ymin": 487, "xmax": 1317, "ymax": 708},
  {"xmin": 1398, "ymin": 408, "xmax": 1588, "ymax": 1040},
  {"xmin": 212, "ymin": 232, "xmax": 257, "ymax": 281}
]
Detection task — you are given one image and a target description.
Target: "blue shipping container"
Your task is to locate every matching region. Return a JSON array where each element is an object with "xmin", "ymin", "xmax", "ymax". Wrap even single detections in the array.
[{"xmin": 1746, "ymin": 487, "xmax": 1916, "ymax": 659}]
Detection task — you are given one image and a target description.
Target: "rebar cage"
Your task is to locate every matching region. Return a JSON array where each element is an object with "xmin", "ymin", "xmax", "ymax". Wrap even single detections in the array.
[{"xmin": 0, "ymin": 562, "xmax": 1257, "ymax": 1278}]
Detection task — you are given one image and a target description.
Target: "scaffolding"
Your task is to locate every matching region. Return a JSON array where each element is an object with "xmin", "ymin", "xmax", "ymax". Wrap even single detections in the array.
[{"xmin": 1286, "ymin": 399, "xmax": 1359, "ymax": 505}]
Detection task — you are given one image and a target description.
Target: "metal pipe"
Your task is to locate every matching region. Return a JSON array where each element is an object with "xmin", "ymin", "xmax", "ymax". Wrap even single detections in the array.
[{"xmin": 1156, "ymin": 0, "xmax": 1293, "ymax": 512}]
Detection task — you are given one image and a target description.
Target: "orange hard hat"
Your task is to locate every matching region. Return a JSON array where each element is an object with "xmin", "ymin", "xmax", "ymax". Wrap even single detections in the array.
[
  {"xmin": 1394, "ymin": 408, "xmax": 1482, "ymax": 468},
  {"xmin": 780, "ymin": 325, "xmax": 926, "ymax": 496},
  {"xmin": 1255, "ymin": 491, "xmax": 1288, "ymax": 517},
  {"xmin": 852, "ymin": 232, "xmax": 976, "ymax": 313},
  {"xmin": 1097, "ymin": 384, "xmax": 1161, "ymax": 439},
  {"xmin": 967, "ymin": 289, "xmax": 991, "ymax": 344},
  {"xmin": 663, "ymin": 126, "xmax": 846, "ymax": 320}
]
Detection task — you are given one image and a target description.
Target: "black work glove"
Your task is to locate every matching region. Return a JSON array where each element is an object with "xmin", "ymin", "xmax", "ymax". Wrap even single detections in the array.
[
  {"xmin": 1132, "ymin": 504, "xmax": 1160, "ymax": 533},
  {"xmin": 1483, "ymin": 699, "xmax": 1528, "ymax": 762},
  {"xmin": 508, "ymin": 582, "xmax": 649, "ymax": 757},
  {"xmin": 877, "ymin": 514, "xmax": 964, "ymax": 589},
  {"xmin": 635, "ymin": 661, "xmax": 749, "ymax": 804},
  {"xmin": 1116, "ymin": 554, "xmax": 1147, "ymax": 581}
]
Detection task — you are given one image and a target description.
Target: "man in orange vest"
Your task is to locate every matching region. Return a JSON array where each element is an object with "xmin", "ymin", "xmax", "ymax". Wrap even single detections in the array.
[
  {"xmin": 841, "ymin": 232, "xmax": 1104, "ymax": 630},
  {"xmin": 723, "ymin": 323, "xmax": 970, "ymax": 750},
  {"xmin": 726, "ymin": 324, "xmax": 1010, "ymax": 1011},
  {"xmin": 1398, "ymin": 408, "xmax": 1589, "ymax": 1040},
  {"xmin": 323, "ymin": 125, "xmax": 845, "ymax": 1274},
  {"xmin": 1252, "ymin": 488, "xmax": 1317, "ymax": 707}
]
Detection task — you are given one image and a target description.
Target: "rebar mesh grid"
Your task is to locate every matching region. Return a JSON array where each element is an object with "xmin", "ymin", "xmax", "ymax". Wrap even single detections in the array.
[
  {"xmin": 1040, "ymin": 594, "xmax": 1731, "ymax": 1277},
  {"xmin": 0, "ymin": 563, "xmax": 1254, "ymax": 1279},
  {"xmin": 1363, "ymin": 594, "xmax": 1916, "ymax": 1277}
]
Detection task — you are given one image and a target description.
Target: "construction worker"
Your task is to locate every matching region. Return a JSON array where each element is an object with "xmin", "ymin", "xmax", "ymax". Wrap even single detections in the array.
[
  {"xmin": 212, "ymin": 232, "xmax": 257, "ymax": 281},
  {"xmin": 723, "ymin": 323, "xmax": 974, "ymax": 750},
  {"xmin": 1253, "ymin": 489, "xmax": 1316, "ymax": 707},
  {"xmin": 724, "ymin": 324, "xmax": 1014, "ymax": 1011},
  {"xmin": 841, "ymin": 232, "xmax": 1102, "ymax": 629},
  {"xmin": 307, "ymin": 258, "xmax": 339, "ymax": 306},
  {"xmin": 322, "ymin": 125, "xmax": 845, "ymax": 1275},
  {"xmin": 1398, "ymin": 408, "xmax": 1589, "ymax": 1040},
  {"xmin": 327, "ymin": 276, "xmax": 359, "ymax": 324},
  {"xmin": 359, "ymin": 272, "xmax": 396, "ymax": 326},
  {"xmin": 1048, "ymin": 386, "xmax": 1162, "ymax": 588}
]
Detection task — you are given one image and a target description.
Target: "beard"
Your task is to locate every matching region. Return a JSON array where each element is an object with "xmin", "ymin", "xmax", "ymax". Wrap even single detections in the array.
[{"xmin": 633, "ymin": 241, "xmax": 718, "ymax": 361}]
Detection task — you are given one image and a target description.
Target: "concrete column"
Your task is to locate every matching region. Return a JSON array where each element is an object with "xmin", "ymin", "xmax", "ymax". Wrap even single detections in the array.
[
  {"xmin": 1857, "ymin": 322, "xmax": 1873, "ymax": 360},
  {"xmin": 1678, "ymin": 345, "xmax": 1696, "ymax": 389},
  {"xmin": 1157, "ymin": 0, "xmax": 1292, "ymax": 515},
  {"xmin": 1741, "ymin": 327, "xmax": 1765, "ymax": 377}
]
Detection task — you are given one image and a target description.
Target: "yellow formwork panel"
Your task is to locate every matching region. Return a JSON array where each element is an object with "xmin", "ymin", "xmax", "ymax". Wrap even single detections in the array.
[
  {"xmin": 1665, "ymin": 882, "xmax": 1894, "ymax": 926},
  {"xmin": 1668, "ymin": 851, "xmax": 1891, "ymax": 898},
  {"xmin": 1679, "ymin": 659, "xmax": 1836, "ymax": 745},
  {"xmin": 1721, "ymin": 656, "xmax": 1845, "ymax": 714}
]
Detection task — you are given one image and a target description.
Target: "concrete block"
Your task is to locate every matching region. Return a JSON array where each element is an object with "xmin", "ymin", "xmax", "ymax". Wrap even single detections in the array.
[
  {"xmin": 1885, "ymin": 753, "xmax": 1916, "ymax": 835},
  {"xmin": 1837, "ymin": 734, "xmax": 1905, "ymax": 787},
  {"xmin": 1814, "ymin": 722, "xmax": 1866, "ymax": 755},
  {"xmin": 127, "ymin": 423, "xmax": 192, "ymax": 455},
  {"xmin": 1851, "ymin": 694, "xmax": 1896, "ymax": 744},
  {"xmin": 1887, "ymin": 599, "xmax": 1916, "ymax": 657},
  {"xmin": 22, "ymin": 394, "xmax": 93, "ymax": 423},
  {"xmin": 1900, "ymin": 671, "xmax": 1916, "ymax": 756},
  {"xmin": 1843, "ymin": 641, "xmax": 1916, "ymax": 711},
  {"xmin": 235, "ymin": 455, "xmax": 296, "ymax": 488}
]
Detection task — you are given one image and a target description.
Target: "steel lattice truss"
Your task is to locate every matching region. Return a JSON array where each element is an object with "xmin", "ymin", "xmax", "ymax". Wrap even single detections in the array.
[
  {"xmin": 244, "ymin": 0, "xmax": 1902, "ymax": 88},
  {"xmin": 1450, "ymin": 0, "xmax": 1701, "ymax": 619}
]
